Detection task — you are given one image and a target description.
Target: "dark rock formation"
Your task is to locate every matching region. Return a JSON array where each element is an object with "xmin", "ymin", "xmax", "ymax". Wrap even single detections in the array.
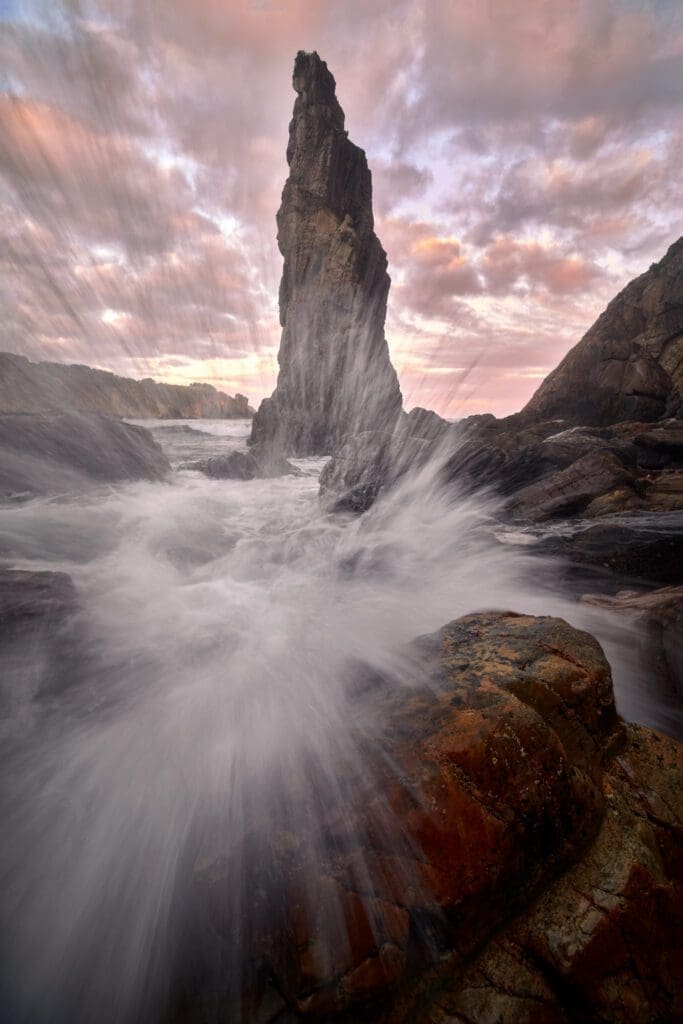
[
  {"xmin": 507, "ymin": 449, "xmax": 639, "ymax": 522},
  {"xmin": 172, "ymin": 612, "xmax": 681, "ymax": 1023},
  {"xmin": 180, "ymin": 447, "xmax": 298, "ymax": 481},
  {"xmin": 249, "ymin": 51, "xmax": 402, "ymax": 456},
  {"xmin": 536, "ymin": 514, "xmax": 683, "ymax": 585},
  {"xmin": 0, "ymin": 352, "xmax": 253, "ymax": 419},
  {"xmin": 522, "ymin": 236, "xmax": 683, "ymax": 425},
  {"xmin": 0, "ymin": 411, "xmax": 170, "ymax": 501},
  {"xmin": 583, "ymin": 585, "xmax": 683, "ymax": 699},
  {"xmin": 0, "ymin": 569, "xmax": 79, "ymax": 702},
  {"xmin": 319, "ymin": 239, "xmax": 683, "ymax": 525}
]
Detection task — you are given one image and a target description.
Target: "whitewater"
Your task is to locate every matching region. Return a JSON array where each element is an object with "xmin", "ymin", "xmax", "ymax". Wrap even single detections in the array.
[{"xmin": 0, "ymin": 420, "xmax": 676, "ymax": 1022}]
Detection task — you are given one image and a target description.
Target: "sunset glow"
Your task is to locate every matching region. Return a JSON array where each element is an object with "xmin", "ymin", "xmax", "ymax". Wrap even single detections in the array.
[{"xmin": 2, "ymin": 0, "xmax": 682, "ymax": 416}]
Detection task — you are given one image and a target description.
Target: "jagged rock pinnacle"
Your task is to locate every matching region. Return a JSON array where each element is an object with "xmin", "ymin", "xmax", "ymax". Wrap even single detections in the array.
[{"xmin": 250, "ymin": 51, "xmax": 403, "ymax": 456}]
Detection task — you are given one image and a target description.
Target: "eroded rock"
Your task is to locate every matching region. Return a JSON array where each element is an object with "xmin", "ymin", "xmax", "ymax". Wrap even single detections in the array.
[
  {"xmin": 249, "ymin": 51, "xmax": 402, "ymax": 457},
  {"xmin": 169, "ymin": 612, "xmax": 678, "ymax": 1023}
]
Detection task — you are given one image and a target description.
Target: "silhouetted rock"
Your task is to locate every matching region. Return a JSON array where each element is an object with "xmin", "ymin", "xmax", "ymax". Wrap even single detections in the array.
[
  {"xmin": 0, "ymin": 352, "xmax": 253, "ymax": 419},
  {"xmin": 522, "ymin": 237, "xmax": 683, "ymax": 425},
  {"xmin": 249, "ymin": 51, "xmax": 402, "ymax": 456},
  {"xmin": 0, "ymin": 411, "xmax": 170, "ymax": 501}
]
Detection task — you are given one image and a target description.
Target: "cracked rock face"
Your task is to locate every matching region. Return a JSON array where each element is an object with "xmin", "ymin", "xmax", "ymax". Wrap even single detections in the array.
[
  {"xmin": 249, "ymin": 51, "xmax": 402, "ymax": 456},
  {"xmin": 522, "ymin": 237, "xmax": 683, "ymax": 426},
  {"xmin": 168, "ymin": 612, "xmax": 683, "ymax": 1022}
]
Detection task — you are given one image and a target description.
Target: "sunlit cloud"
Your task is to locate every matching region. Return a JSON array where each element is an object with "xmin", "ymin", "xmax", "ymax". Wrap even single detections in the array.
[{"xmin": 1, "ymin": 0, "xmax": 682, "ymax": 416}]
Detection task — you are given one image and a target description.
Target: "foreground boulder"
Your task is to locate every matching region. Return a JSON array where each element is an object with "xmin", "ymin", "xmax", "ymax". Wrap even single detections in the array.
[
  {"xmin": 171, "ymin": 612, "xmax": 681, "ymax": 1023},
  {"xmin": 0, "ymin": 412, "xmax": 170, "ymax": 501},
  {"xmin": 417, "ymin": 723, "xmax": 682, "ymax": 1024},
  {"xmin": 250, "ymin": 51, "xmax": 402, "ymax": 456}
]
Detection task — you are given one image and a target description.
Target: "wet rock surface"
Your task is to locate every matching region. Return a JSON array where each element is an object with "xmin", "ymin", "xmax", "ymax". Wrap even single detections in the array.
[
  {"xmin": 416, "ymin": 724, "xmax": 682, "ymax": 1024},
  {"xmin": 0, "ymin": 411, "xmax": 170, "ymax": 501},
  {"xmin": 170, "ymin": 612, "xmax": 681, "ymax": 1023},
  {"xmin": 250, "ymin": 51, "xmax": 402, "ymax": 457},
  {"xmin": 0, "ymin": 568, "xmax": 80, "ymax": 703},
  {"xmin": 583, "ymin": 586, "xmax": 683, "ymax": 699},
  {"xmin": 180, "ymin": 447, "xmax": 299, "ymax": 481},
  {"xmin": 533, "ymin": 512, "xmax": 683, "ymax": 585}
]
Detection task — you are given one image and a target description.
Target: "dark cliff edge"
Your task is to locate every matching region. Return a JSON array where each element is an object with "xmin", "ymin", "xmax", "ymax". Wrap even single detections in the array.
[
  {"xmin": 320, "ymin": 238, "xmax": 683, "ymax": 586},
  {"xmin": 0, "ymin": 352, "xmax": 253, "ymax": 419},
  {"xmin": 249, "ymin": 51, "xmax": 402, "ymax": 456}
]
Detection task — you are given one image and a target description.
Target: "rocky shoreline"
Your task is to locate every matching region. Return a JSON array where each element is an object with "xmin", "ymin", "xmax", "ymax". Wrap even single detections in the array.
[{"xmin": 1, "ymin": 48, "xmax": 681, "ymax": 1024}]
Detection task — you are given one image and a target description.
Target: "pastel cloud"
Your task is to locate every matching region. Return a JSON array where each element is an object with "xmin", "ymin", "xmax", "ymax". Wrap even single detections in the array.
[{"xmin": 1, "ymin": 0, "xmax": 682, "ymax": 417}]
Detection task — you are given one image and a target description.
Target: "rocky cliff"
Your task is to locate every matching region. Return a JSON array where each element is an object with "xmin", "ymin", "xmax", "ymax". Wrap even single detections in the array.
[
  {"xmin": 320, "ymin": 239, "xmax": 683, "ymax": 566},
  {"xmin": 0, "ymin": 352, "xmax": 253, "ymax": 419},
  {"xmin": 522, "ymin": 237, "xmax": 683, "ymax": 425},
  {"xmin": 249, "ymin": 51, "xmax": 402, "ymax": 456}
]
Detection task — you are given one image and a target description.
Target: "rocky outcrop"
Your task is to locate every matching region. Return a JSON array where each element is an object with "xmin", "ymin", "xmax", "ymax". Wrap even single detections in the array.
[
  {"xmin": 249, "ymin": 52, "xmax": 402, "ymax": 456},
  {"xmin": 319, "ymin": 240, "xmax": 683, "ymax": 526},
  {"xmin": 180, "ymin": 448, "xmax": 298, "ymax": 481},
  {"xmin": 522, "ymin": 237, "xmax": 683, "ymax": 425},
  {"xmin": 0, "ymin": 352, "xmax": 253, "ymax": 419},
  {"xmin": 583, "ymin": 586, "xmax": 683, "ymax": 699},
  {"xmin": 171, "ymin": 612, "xmax": 681, "ymax": 1023},
  {"xmin": 0, "ymin": 411, "xmax": 170, "ymax": 501}
]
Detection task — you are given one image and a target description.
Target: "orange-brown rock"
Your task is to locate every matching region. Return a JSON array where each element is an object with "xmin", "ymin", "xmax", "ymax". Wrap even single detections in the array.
[
  {"xmin": 169, "ymin": 611, "xmax": 680, "ymax": 1023},
  {"xmin": 416, "ymin": 725, "xmax": 682, "ymax": 1024}
]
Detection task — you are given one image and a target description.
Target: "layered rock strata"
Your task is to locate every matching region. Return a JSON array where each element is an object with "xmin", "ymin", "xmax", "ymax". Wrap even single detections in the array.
[{"xmin": 249, "ymin": 51, "xmax": 402, "ymax": 456}]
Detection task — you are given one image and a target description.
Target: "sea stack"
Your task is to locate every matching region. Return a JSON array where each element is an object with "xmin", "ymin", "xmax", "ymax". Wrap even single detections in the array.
[{"xmin": 250, "ymin": 51, "xmax": 402, "ymax": 456}]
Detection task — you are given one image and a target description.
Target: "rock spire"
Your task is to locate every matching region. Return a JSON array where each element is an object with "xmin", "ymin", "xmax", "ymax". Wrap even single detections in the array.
[{"xmin": 250, "ymin": 51, "xmax": 402, "ymax": 456}]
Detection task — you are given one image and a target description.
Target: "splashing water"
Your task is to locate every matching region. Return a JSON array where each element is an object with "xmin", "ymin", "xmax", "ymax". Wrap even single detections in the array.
[{"xmin": 0, "ymin": 421, "xmax": 677, "ymax": 1022}]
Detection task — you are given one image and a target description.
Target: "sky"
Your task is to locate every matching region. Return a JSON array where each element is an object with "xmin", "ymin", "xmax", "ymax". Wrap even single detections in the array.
[{"xmin": 1, "ymin": 0, "xmax": 682, "ymax": 417}]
